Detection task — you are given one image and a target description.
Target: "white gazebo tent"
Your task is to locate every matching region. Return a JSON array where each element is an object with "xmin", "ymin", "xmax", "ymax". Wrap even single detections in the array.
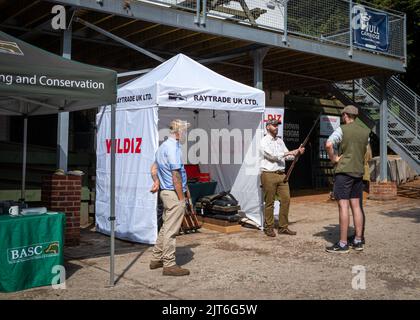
[{"xmin": 96, "ymin": 53, "xmax": 265, "ymax": 244}]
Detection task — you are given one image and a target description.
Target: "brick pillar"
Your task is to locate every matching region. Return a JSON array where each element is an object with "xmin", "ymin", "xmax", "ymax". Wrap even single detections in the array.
[
  {"xmin": 41, "ymin": 175, "xmax": 81, "ymax": 246},
  {"xmin": 368, "ymin": 181, "xmax": 397, "ymax": 201}
]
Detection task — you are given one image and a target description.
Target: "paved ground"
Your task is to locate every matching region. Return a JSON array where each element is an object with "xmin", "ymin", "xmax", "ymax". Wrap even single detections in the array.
[{"xmin": 1, "ymin": 191, "xmax": 419, "ymax": 300}]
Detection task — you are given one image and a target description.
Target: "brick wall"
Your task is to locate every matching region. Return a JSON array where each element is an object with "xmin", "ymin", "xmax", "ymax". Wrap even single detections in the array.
[
  {"xmin": 41, "ymin": 175, "xmax": 81, "ymax": 246},
  {"xmin": 368, "ymin": 181, "xmax": 397, "ymax": 201}
]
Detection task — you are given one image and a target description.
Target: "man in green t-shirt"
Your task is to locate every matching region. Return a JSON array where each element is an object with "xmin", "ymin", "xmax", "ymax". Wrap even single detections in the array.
[{"xmin": 325, "ymin": 105, "xmax": 370, "ymax": 253}]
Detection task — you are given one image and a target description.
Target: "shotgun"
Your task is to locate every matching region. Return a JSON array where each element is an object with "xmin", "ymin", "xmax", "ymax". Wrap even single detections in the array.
[
  {"xmin": 180, "ymin": 205, "xmax": 193, "ymax": 234},
  {"xmin": 283, "ymin": 112, "xmax": 322, "ymax": 183},
  {"xmin": 185, "ymin": 197, "xmax": 202, "ymax": 230},
  {"xmin": 185, "ymin": 186, "xmax": 202, "ymax": 230}
]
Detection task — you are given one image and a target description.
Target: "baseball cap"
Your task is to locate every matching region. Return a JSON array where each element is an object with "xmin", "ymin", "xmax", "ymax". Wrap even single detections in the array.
[
  {"xmin": 266, "ymin": 119, "xmax": 281, "ymax": 126},
  {"xmin": 341, "ymin": 105, "xmax": 359, "ymax": 116},
  {"xmin": 169, "ymin": 119, "xmax": 191, "ymax": 132}
]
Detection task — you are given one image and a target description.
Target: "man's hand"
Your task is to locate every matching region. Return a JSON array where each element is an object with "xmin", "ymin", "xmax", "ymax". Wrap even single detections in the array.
[
  {"xmin": 150, "ymin": 181, "xmax": 159, "ymax": 193},
  {"xmin": 298, "ymin": 145, "xmax": 305, "ymax": 155},
  {"xmin": 325, "ymin": 140, "xmax": 340, "ymax": 164},
  {"xmin": 331, "ymin": 155, "xmax": 342, "ymax": 164},
  {"xmin": 290, "ymin": 146, "xmax": 304, "ymax": 157}
]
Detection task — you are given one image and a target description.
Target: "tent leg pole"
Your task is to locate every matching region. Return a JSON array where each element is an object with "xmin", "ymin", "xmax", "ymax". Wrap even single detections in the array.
[
  {"xmin": 109, "ymin": 103, "xmax": 116, "ymax": 287},
  {"xmin": 21, "ymin": 116, "xmax": 28, "ymax": 201},
  {"xmin": 253, "ymin": 49, "xmax": 268, "ymax": 231},
  {"xmin": 260, "ymin": 113, "xmax": 264, "ymax": 231}
]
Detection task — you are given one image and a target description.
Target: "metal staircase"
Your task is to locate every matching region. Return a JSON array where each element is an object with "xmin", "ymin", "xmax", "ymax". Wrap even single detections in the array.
[{"xmin": 332, "ymin": 76, "xmax": 420, "ymax": 174}]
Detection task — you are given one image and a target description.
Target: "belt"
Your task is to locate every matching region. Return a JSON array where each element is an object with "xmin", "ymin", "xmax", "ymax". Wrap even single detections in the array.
[{"xmin": 263, "ymin": 170, "xmax": 285, "ymax": 174}]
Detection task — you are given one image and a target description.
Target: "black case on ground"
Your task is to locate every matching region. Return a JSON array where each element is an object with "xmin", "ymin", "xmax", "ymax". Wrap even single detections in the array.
[{"xmin": 196, "ymin": 192, "xmax": 241, "ymax": 216}]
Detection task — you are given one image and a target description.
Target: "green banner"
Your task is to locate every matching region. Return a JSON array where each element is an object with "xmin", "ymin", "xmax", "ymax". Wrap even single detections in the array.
[{"xmin": 0, "ymin": 213, "xmax": 65, "ymax": 293}]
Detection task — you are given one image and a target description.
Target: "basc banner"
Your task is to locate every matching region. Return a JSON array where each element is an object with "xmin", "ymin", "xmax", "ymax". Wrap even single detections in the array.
[{"xmin": 353, "ymin": 5, "xmax": 389, "ymax": 53}]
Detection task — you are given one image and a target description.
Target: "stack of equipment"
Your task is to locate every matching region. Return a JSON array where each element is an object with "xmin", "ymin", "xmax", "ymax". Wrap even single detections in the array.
[{"xmin": 195, "ymin": 192, "xmax": 241, "ymax": 222}]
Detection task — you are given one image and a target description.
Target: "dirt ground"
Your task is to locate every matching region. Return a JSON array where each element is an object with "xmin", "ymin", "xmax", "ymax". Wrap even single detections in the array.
[{"xmin": 1, "ymin": 191, "xmax": 419, "ymax": 300}]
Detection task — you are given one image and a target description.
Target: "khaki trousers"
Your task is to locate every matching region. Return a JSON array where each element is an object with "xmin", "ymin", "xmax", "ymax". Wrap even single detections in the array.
[
  {"xmin": 261, "ymin": 171, "xmax": 290, "ymax": 229},
  {"xmin": 152, "ymin": 190, "xmax": 186, "ymax": 267}
]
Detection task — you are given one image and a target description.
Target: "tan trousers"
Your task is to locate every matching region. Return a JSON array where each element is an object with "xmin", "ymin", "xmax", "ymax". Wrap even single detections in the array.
[
  {"xmin": 261, "ymin": 171, "xmax": 290, "ymax": 229},
  {"xmin": 152, "ymin": 190, "xmax": 186, "ymax": 267}
]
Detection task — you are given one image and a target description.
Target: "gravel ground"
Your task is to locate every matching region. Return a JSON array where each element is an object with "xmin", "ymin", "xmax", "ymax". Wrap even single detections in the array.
[{"xmin": 1, "ymin": 193, "xmax": 419, "ymax": 300}]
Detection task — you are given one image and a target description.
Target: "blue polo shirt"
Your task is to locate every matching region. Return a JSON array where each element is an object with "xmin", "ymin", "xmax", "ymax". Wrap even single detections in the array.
[{"xmin": 156, "ymin": 137, "xmax": 187, "ymax": 192}]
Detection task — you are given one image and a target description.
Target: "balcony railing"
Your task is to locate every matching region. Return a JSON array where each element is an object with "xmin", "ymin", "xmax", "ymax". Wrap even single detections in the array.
[{"xmin": 139, "ymin": 0, "xmax": 406, "ymax": 63}]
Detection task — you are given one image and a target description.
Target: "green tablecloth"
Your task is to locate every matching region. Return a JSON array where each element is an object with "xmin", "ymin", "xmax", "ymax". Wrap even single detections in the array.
[
  {"xmin": 188, "ymin": 181, "xmax": 218, "ymax": 205},
  {"xmin": 0, "ymin": 212, "xmax": 65, "ymax": 293}
]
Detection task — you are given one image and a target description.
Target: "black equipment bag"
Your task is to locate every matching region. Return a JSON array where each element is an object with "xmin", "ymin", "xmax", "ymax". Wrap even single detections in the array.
[
  {"xmin": 207, "ymin": 213, "xmax": 241, "ymax": 222},
  {"xmin": 196, "ymin": 191, "xmax": 240, "ymax": 216}
]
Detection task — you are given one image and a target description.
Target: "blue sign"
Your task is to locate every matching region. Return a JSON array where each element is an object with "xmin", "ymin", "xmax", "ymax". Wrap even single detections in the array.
[{"xmin": 353, "ymin": 6, "xmax": 389, "ymax": 52}]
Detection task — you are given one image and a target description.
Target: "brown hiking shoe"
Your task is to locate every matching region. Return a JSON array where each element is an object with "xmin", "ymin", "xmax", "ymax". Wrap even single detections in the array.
[
  {"xmin": 278, "ymin": 227, "xmax": 297, "ymax": 235},
  {"xmin": 149, "ymin": 260, "xmax": 163, "ymax": 270},
  {"xmin": 162, "ymin": 265, "xmax": 190, "ymax": 276},
  {"xmin": 264, "ymin": 228, "xmax": 276, "ymax": 237}
]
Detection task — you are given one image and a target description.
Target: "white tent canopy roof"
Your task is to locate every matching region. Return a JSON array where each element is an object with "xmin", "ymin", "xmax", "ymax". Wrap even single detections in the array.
[{"xmin": 116, "ymin": 53, "xmax": 265, "ymax": 112}]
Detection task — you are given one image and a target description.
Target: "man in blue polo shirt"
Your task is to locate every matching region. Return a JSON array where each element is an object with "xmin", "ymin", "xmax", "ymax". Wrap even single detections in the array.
[{"xmin": 149, "ymin": 119, "xmax": 190, "ymax": 276}]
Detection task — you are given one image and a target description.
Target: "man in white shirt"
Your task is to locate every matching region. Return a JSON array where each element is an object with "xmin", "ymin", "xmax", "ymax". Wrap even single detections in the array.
[{"xmin": 260, "ymin": 119, "xmax": 305, "ymax": 237}]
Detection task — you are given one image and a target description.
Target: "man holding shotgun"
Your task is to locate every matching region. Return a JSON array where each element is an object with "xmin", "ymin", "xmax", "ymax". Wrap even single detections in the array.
[
  {"xmin": 260, "ymin": 119, "xmax": 305, "ymax": 237},
  {"xmin": 149, "ymin": 119, "xmax": 191, "ymax": 276}
]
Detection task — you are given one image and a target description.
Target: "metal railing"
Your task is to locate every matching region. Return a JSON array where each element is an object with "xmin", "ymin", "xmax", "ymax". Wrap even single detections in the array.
[
  {"xmin": 357, "ymin": 77, "xmax": 419, "ymax": 140},
  {"xmin": 138, "ymin": 0, "xmax": 406, "ymax": 62},
  {"xmin": 336, "ymin": 76, "xmax": 420, "ymax": 171},
  {"xmin": 286, "ymin": 0, "xmax": 405, "ymax": 59}
]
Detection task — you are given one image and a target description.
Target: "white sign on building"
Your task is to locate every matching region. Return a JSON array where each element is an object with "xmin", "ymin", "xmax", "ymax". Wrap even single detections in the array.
[
  {"xmin": 320, "ymin": 115, "xmax": 340, "ymax": 136},
  {"xmin": 264, "ymin": 107, "xmax": 285, "ymax": 138},
  {"xmin": 319, "ymin": 115, "xmax": 340, "ymax": 159}
]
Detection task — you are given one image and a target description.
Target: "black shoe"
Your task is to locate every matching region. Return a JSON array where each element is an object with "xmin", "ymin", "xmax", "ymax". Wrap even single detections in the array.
[
  {"xmin": 325, "ymin": 242, "xmax": 349, "ymax": 253},
  {"xmin": 349, "ymin": 241, "xmax": 364, "ymax": 251},
  {"xmin": 347, "ymin": 235, "xmax": 366, "ymax": 245}
]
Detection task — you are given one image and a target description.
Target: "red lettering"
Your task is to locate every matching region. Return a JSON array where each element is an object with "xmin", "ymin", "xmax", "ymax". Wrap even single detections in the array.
[
  {"xmin": 106, "ymin": 137, "xmax": 142, "ymax": 154},
  {"xmin": 117, "ymin": 139, "xmax": 123, "ymax": 153},
  {"xmin": 106, "ymin": 139, "xmax": 111, "ymax": 154},
  {"xmin": 266, "ymin": 114, "xmax": 282, "ymax": 122},
  {"xmin": 123, "ymin": 138, "xmax": 130, "ymax": 153},
  {"xmin": 135, "ymin": 138, "xmax": 142, "ymax": 154}
]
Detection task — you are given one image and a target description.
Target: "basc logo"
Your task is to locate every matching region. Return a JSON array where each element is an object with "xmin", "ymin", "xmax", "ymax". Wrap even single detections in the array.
[{"xmin": 7, "ymin": 241, "xmax": 60, "ymax": 264}]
